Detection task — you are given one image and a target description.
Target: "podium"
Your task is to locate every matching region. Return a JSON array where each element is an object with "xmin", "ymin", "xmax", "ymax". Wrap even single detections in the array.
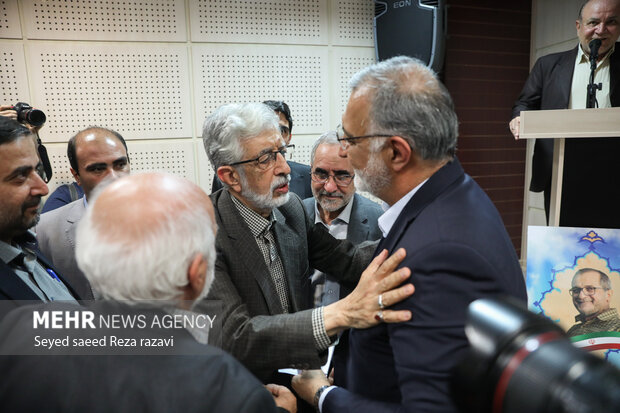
[{"xmin": 519, "ymin": 107, "xmax": 620, "ymax": 227}]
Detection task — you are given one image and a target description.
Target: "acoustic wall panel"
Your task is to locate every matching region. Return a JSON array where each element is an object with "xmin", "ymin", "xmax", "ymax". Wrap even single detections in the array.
[
  {"xmin": 193, "ymin": 44, "xmax": 329, "ymax": 135},
  {"xmin": 332, "ymin": 47, "xmax": 376, "ymax": 119},
  {"xmin": 126, "ymin": 140, "xmax": 196, "ymax": 180},
  {"xmin": 331, "ymin": 0, "xmax": 374, "ymax": 46},
  {"xmin": 0, "ymin": 0, "xmax": 21, "ymax": 38},
  {"xmin": 45, "ymin": 139, "xmax": 197, "ymax": 194},
  {"xmin": 26, "ymin": 42, "xmax": 192, "ymax": 142},
  {"xmin": 0, "ymin": 42, "xmax": 31, "ymax": 103},
  {"xmin": 45, "ymin": 142, "xmax": 75, "ymax": 191},
  {"xmin": 190, "ymin": 0, "xmax": 328, "ymax": 45},
  {"xmin": 22, "ymin": 0, "xmax": 187, "ymax": 42}
]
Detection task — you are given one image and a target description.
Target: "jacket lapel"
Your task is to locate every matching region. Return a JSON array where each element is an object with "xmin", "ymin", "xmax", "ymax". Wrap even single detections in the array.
[
  {"xmin": 64, "ymin": 201, "xmax": 85, "ymax": 249},
  {"xmin": 380, "ymin": 159, "xmax": 465, "ymax": 254},
  {"xmin": 216, "ymin": 190, "xmax": 284, "ymax": 314},
  {"xmin": 610, "ymin": 43, "xmax": 619, "ymax": 106},
  {"xmin": 347, "ymin": 195, "xmax": 370, "ymax": 245},
  {"xmin": 0, "ymin": 260, "xmax": 42, "ymax": 300},
  {"xmin": 555, "ymin": 47, "xmax": 578, "ymax": 108},
  {"xmin": 272, "ymin": 208, "xmax": 306, "ymax": 312}
]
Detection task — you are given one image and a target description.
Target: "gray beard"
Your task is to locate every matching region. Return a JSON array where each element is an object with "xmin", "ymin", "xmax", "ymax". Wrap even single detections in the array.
[
  {"xmin": 239, "ymin": 174, "xmax": 290, "ymax": 211},
  {"xmin": 354, "ymin": 152, "xmax": 390, "ymax": 198}
]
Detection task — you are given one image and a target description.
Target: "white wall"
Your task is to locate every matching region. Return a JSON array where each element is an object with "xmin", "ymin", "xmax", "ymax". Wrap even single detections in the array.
[{"xmin": 0, "ymin": 0, "xmax": 376, "ymax": 194}]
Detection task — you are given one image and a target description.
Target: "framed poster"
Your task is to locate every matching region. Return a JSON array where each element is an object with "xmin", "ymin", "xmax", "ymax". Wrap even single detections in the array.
[{"xmin": 527, "ymin": 226, "xmax": 620, "ymax": 366}]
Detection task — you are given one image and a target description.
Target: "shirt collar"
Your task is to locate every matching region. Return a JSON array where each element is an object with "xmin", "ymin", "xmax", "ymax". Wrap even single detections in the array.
[
  {"xmin": 0, "ymin": 230, "xmax": 38, "ymax": 264},
  {"xmin": 229, "ymin": 192, "xmax": 276, "ymax": 237},
  {"xmin": 575, "ymin": 307, "xmax": 619, "ymax": 323},
  {"xmin": 313, "ymin": 195, "xmax": 354, "ymax": 226},
  {"xmin": 577, "ymin": 42, "xmax": 615, "ymax": 65},
  {"xmin": 378, "ymin": 179, "xmax": 428, "ymax": 238}
]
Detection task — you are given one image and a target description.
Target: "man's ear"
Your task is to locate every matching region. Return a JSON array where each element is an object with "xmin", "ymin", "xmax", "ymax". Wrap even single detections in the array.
[
  {"xmin": 184, "ymin": 253, "xmax": 207, "ymax": 301},
  {"xmin": 70, "ymin": 168, "xmax": 81, "ymax": 186},
  {"xmin": 217, "ymin": 166, "xmax": 242, "ymax": 192},
  {"xmin": 387, "ymin": 136, "xmax": 412, "ymax": 172}
]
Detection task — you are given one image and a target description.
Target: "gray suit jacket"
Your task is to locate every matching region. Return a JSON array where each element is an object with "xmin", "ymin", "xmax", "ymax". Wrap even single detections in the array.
[
  {"xmin": 303, "ymin": 193, "xmax": 383, "ymax": 247},
  {"xmin": 207, "ymin": 189, "xmax": 374, "ymax": 382},
  {"xmin": 36, "ymin": 199, "xmax": 94, "ymax": 300},
  {"xmin": 303, "ymin": 193, "xmax": 383, "ymax": 297}
]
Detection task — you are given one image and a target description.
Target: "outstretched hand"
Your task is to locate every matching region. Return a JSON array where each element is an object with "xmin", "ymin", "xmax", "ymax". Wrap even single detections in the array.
[{"xmin": 323, "ymin": 248, "xmax": 413, "ymax": 336}]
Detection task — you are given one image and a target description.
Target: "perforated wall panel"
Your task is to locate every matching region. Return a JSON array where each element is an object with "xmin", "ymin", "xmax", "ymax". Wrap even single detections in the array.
[
  {"xmin": 190, "ymin": 0, "xmax": 328, "ymax": 45},
  {"xmin": 332, "ymin": 48, "xmax": 376, "ymax": 118},
  {"xmin": 22, "ymin": 0, "xmax": 187, "ymax": 42},
  {"xmin": 193, "ymin": 44, "xmax": 329, "ymax": 135},
  {"xmin": 0, "ymin": 42, "xmax": 31, "ymax": 103},
  {"xmin": 126, "ymin": 140, "xmax": 196, "ymax": 180},
  {"xmin": 26, "ymin": 42, "xmax": 192, "ymax": 142},
  {"xmin": 45, "ymin": 140, "xmax": 196, "ymax": 195},
  {"xmin": 331, "ymin": 0, "xmax": 374, "ymax": 46},
  {"xmin": 0, "ymin": 0, "xmax": 21, "ymax": 38},
  {"xmin": 45, "ymin": 143, "xmax": 76, "ymax": 190}
]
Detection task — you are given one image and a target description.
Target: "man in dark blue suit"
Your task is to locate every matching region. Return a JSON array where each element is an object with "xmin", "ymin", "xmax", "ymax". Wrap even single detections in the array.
[
  {"xmin": 211, "ymin": 100, "xmax": 312, "ymax": 198},
  {"xmin": 0, "ymin": 117, "xmax": 80, "ymax": 306},
  {"xmin": 293, "ymin": 56, "xmax": 527, "ymax": 412}
]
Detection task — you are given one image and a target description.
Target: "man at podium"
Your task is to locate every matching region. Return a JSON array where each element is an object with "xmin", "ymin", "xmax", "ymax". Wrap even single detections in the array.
[{"xmin": 509, "ymin": 0, "xmax": 620, "ymax": 227}]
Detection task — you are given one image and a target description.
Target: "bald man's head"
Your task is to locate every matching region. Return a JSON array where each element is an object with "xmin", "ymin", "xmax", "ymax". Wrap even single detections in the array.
[
  {"xmin": 68, "ymin": 126, "xmax": 130, "ymax": 199},
  {"xmin": 76, "ymin": 173, "xmax": 217, "ymax": 304}
]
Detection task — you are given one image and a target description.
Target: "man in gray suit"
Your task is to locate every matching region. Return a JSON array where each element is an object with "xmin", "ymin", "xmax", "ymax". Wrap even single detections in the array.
[
  {"xmin": 303, "ymin": 131, "xmax": 383, "ymax": 387},
  {"xmin": 36, "ymin": 126, "xmax": 130, "ymax": 299},
  {"xmin": 202, "ymin": 102, "xmax": 414, "ymax": 383},
  {"xmin": 304, "ymin": 131, "xmax": 383, "ymax": 307}
]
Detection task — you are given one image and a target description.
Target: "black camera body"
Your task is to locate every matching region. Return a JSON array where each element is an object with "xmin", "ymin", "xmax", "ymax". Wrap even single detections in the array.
[{"xmin": 12, "ymin": 102, "xmax": 46, "ymax": 127}]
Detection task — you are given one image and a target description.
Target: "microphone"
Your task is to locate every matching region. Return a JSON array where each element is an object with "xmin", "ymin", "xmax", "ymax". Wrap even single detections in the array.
[{"xmin": 589, "ymin": 38, "xmax": 602, "ymax": 67}]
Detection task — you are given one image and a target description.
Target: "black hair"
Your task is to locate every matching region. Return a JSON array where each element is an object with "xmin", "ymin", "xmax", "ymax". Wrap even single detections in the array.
[
  {"xmin": 67, "ymin": 126, "xmax": 128, "ymax": 172},
  {"xmin": 0, "ymin": 116, "xmax": 31, "ymax": 146},
  {"xmin": 262, "ymin": 100, "xmax": 293, "ymax": 132}
]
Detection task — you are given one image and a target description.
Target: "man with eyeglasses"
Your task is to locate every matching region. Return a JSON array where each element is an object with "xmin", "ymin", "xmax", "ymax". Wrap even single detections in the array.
[
  {"xmin": 201, "ymin": 102, "xmax": 414, "ymax": 387},
  {"xmin": 567, "ymin": 268, "xmax": 620, "ymax": 337},
  {"xmin": 303, "ymin": 130, "xmax": 383, "ymax": 387},
  {"xmin": 0, "ymin": 117, "xmax": 81, "ymax": 305},
  {"xmin": 292, "ymin": 56, "xmax": 526, "ymax": 413},
  {"xmin": 211, "ymin": 100, "xmax": 313, "ymax": 199}
]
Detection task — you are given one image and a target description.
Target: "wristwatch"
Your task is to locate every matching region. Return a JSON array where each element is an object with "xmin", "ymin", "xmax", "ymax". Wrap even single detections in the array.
[{"xmin": 313, "ymin": 385, "xmax": 330, "ymax": 411}]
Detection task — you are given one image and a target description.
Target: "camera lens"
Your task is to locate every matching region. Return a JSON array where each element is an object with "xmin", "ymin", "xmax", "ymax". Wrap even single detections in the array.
[
  {"xmin": 453, "ymin": 297, "xmax": 620, "ymax": 413},
  {"xmin": 22, "ymin": 109, "xmax": 46, "ymax": 127}
]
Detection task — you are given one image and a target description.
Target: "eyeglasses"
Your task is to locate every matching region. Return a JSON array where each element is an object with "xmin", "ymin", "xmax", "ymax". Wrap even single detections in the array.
[
  {"xmin": 336, "ymin": 124, "xmax": 392, "ymax": 149},
  {"xmin": 228, "ymin": 144, "xmax": 295, "ymax": 171},
  {"xmin": 569, "ymin": 286, "xmax": 608, "ymax": 297},
  {"xmin": 311, "ymin": 170, "xmax": 355, "ymax": 186},
  {"xmin": 280, "ymin": 125, "xmax": 291, "ymax": 141}
]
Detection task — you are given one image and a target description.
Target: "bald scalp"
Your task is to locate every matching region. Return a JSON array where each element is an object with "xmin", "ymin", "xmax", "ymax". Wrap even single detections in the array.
[
  {"xmin": 579, "ymin": 0, "xmax": 620, "ymax": 20},
  {"xmin": 90, "ymin": 173, "xmax": 214, "ymax": 244},
  {"xmin": 76, "ymin": 172, "xmax": 217, "ymax": 302}
]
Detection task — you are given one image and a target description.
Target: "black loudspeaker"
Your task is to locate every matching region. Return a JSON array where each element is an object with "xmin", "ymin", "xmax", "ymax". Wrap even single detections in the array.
[{"xmin": 374, "ymin": 1, "xmax": 447, "ymax": 73}]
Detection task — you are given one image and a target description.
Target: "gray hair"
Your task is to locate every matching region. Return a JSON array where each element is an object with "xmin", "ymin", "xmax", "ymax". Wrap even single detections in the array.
[
  {"xmin": 75, "ymin": 173, "xmax": 216, "ymax": 302},
  {"xmin": 202, "ymin": 102, "xmax": 280, "ymax": 173},
  {"xmin": 573, "ymin": 268, "xmax": 613, "ymax": 290},
  {"xmin": 349, "ymin": 55, "xmax": 458, "ymax": 161},
  {"xmin": 310, "ymin": 130, "xmax": 339, "ymax": 165}
]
